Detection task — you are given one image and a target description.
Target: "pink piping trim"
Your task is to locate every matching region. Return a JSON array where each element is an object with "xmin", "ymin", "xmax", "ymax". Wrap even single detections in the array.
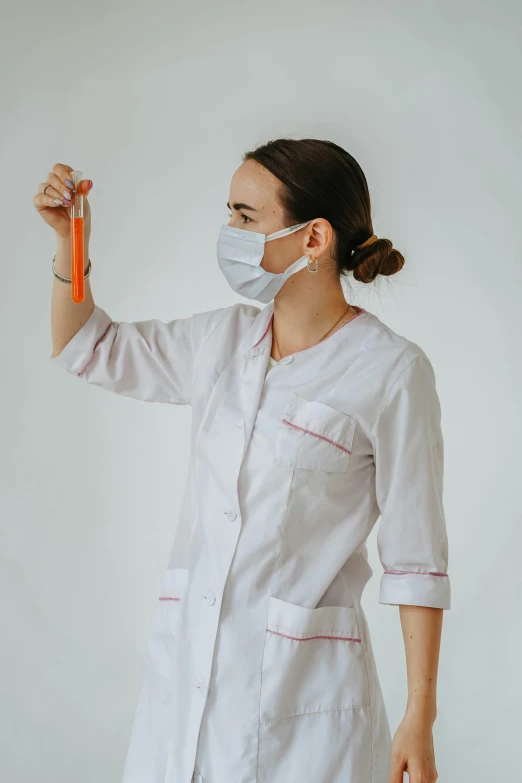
[
  {"xmin": 384, "ymin": 569, "xmax": 449, "ymax": 577},
  {"xmin": 159, "ymin": 597, "xmax": 181, "ymax": 601},
  {"xmin": 77, "ymin": 322, "xmax": 114, "ymax": 376},
  {"xmin": 268, "ymin": 629, "xmax": 361, "ymax": 643},
  {"xmin": 281, "ymin": 419, "xmax": 352, "ymax": 454}
]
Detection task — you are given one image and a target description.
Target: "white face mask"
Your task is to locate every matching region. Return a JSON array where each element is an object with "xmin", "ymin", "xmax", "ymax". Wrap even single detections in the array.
[{"xmin": 216, "ymin": 220, "xmax": 313, "ymax": 303}]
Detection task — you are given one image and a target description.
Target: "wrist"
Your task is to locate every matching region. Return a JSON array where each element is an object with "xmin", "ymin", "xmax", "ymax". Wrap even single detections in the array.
[
  {"xmin": 53, "ymin": 244, "xmax": 91, "ymax": 278},
  {"xmin": 405, "ymin": 697, "xmax": 437, "ymax": 724},
  {"xmin": 55, "ymin": 233, "xmax": 89, "ymax": 249},
  {"xmin": 52, "ymin": 255, "xmax": 92, "ymax": 282},
  {"xmin": 55, "ymin": 233, "xmax": 70, "ymax": 248}
]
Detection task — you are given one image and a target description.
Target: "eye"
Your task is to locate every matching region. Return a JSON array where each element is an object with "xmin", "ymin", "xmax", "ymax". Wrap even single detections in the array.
[{"xmin": 227, "ymin": 210, "xmax": 252, "ymax": 224}]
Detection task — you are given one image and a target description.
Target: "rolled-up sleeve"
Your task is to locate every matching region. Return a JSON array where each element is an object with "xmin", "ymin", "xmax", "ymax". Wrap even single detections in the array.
[
  {"xmin": 49, "ymin": 303, "xmax": 227, "ymax": 405},
  {"xmin": 369, "ymin": 352, "xmax": 451, "ymax": 610}
]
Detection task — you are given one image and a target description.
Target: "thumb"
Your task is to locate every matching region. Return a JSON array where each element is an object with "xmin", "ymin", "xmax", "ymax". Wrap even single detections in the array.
[
  {"xmin": 388, "ymin": 765, "xmax": 405, "ymax": 783},
  {"xmin": 77, "ymin": 179, "xmax": 93, "ymax": 196}
]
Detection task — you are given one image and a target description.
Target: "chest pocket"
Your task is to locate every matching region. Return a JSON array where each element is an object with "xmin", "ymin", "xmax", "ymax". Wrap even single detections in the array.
[{"xmin": 274, "ymin": 392, "xmax": 357, "ymax": 472}]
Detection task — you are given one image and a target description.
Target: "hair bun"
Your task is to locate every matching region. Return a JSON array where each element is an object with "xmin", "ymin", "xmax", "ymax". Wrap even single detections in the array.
[{"xmin": 352, "ymin": 237, "xmax": 405, "ymax": 284}]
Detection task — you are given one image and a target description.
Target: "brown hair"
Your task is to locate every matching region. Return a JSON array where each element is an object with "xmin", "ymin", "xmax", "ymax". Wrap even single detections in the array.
[{"xmin": 243, "ymin": 137, "xmax": 405, "ymax": 284}]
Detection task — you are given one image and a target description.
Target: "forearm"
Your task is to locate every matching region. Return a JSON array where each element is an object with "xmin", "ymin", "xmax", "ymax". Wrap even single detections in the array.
[
  {"xmin": 399, "ymin": 604, "xmax": 443, "ymax": 722},
  {"xmin": 51, "ymin": 235, "xmax": 95, "ymax": 357}
]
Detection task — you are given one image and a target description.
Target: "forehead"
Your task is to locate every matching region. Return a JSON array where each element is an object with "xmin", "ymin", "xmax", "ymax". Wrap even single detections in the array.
[{"xmin": 229, "ymin": 159, "xmax": 282, "ymax": 215}]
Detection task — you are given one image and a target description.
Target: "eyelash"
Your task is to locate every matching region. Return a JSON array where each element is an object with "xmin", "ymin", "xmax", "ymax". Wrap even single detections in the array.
[{"xmin": 228, "ymin": 211, "xmax": 252, "ymax": 224}]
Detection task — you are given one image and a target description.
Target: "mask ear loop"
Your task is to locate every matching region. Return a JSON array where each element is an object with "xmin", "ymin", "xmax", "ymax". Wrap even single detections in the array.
[{"xmin": 265, "ymin": 220, "xmax": 312, "ymax": 241}]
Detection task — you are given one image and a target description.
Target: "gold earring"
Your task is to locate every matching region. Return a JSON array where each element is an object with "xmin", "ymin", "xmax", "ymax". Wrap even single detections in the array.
[{"xmin": 307, "ymin": 255, "xmax": 318, "ymax": 273}]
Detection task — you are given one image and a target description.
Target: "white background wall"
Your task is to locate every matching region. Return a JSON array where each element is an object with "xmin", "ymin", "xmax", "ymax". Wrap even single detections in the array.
[{"xmin": 1, "ymin": 1, "xmax": 521, "ymax": 780}]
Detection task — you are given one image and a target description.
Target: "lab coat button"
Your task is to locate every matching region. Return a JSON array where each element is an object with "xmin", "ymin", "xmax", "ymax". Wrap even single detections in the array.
[
  {"xmin": 225, "ymin": 509, "xmax": 237, "ymax": 522},
  {"xmin": 205, "ymin": 591, "xmax": 216, "ymax": 606}
]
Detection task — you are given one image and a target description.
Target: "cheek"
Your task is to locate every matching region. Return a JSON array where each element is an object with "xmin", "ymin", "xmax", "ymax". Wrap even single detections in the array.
[{"xmin": 261, "ymin": 242, "xmax": 293, "ymax": 274}]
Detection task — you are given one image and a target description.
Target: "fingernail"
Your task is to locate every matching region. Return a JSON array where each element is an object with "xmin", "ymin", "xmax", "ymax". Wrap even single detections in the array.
[
  {"xmin": 63, "ymin": 191, "xmax": 71, "ymax": 200},
  {"xmin": 53, "ymin": 199, "xmax": 62, "ymax": 205},
  {"xmin": 65, "ymin": 178, "xmax": 74, "ymax": 189}
]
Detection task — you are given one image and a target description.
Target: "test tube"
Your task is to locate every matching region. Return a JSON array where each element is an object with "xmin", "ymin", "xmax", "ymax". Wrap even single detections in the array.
[{"xmin": 70, "ymin": 170, "xmax": 85, "ymax": 303}]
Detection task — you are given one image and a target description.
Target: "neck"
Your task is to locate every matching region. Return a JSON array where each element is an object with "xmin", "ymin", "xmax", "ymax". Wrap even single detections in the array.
[{"xmin": 272, "ymin": 266, "xmax": 355, "ymax": 357}]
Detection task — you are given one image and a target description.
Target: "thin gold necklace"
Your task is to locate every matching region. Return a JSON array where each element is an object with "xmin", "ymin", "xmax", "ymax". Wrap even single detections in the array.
[{"xmin": 272, "ymin": 304, "xmax": 352, "ymax": 361}]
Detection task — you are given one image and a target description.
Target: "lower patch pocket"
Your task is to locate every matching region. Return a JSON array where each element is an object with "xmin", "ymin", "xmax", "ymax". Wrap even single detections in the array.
[
  {"xmin": 148, "ymin": 567, "xmax": 188, "ymax": 677},
  {"xmin": 260, "ymin": 596, "xmax": 369, "ymax": 723}
]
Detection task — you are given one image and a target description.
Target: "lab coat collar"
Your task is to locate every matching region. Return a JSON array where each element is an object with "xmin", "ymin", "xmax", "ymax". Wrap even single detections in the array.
[
  {"xmin": 245, "ymin": 301, "xmax": 275, "ymax": 356},
  {"xmin": 237, "ymin": 302, "xmax": 275, "ymax": 455}
]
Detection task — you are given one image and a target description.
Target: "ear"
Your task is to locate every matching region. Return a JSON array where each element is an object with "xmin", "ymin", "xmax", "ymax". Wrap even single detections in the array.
[{"xmin": 306, "ymin": 218, "xmax": 332, "ymax": 257}]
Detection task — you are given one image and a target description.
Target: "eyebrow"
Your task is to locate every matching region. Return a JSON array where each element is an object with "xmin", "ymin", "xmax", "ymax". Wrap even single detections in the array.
[{"xmin": 227, "ymin": 201, "xmax": 258, "ymax": 212}]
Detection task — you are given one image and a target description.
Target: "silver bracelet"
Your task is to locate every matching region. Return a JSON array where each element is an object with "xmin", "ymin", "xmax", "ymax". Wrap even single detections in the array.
[{"xmin": 52, "ymin": 255, "xmax": 92, "ymax": 283}]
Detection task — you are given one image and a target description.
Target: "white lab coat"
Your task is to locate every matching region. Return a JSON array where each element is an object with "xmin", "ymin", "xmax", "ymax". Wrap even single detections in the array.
[{"xmin": 50, "ymin": 300, "xmax": 451, "ymax": 783}]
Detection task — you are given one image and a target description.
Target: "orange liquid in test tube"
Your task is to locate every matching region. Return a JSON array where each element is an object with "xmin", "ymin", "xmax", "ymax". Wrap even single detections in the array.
[
  {"xmin": 72, "ymin": 217, "xmax": 84, "ymax": 303},
  {"xmin": 70, "ymin": 170, "xmax": 85, "ymax": 303}
]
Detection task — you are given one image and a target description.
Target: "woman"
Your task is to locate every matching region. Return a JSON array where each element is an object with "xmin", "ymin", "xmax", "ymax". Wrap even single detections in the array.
[{"xmin": 36, "ymin": 138, "xmax": 451, "ymax": 783}]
